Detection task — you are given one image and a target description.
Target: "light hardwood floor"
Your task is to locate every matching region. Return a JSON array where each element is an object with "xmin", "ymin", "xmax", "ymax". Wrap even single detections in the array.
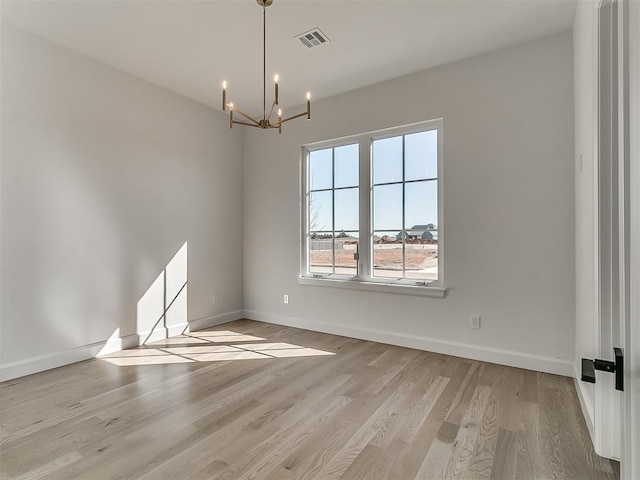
[{"xmin": 0, "ymin": 320, "xmax": 619, "ymax": 479}]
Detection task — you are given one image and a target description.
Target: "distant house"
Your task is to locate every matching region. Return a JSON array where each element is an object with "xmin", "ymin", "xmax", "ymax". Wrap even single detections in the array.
[{"xmin": 396, "ymin": 224, "xmax": 438, "ymax": 241}]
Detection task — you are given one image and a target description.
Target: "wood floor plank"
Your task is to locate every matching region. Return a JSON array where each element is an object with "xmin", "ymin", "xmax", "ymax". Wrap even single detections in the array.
[
  {"xmin": 295, "ymin": 381, "xmax": 414, "ymax": 480},
  {"xmin": 279, "ymin": 389, "xmax": 397, "ymax": 479},
  {"xmin": 396, "ymin": 361, "xmax": 474, "ymax": 479},
  {"xmin": 0, "ymin": 320, "xmax": 619, "ymax": 480},
  {"xmin": 392, "ymin": 375, "xmax": 450, "ymax": 447},
  {"xmin": 538, "ymin": 383, "xmax": 567, "ymax": 479},
  {"xmin": 464, "ymin": 369, "xmax": 508, "ymax": 478},
  {"xmin": 339, "ymin": 443, "xmax": 384, "ymax": 479},
  {"xmin": 444, "ymin": 384, "xmax": 492, "ymax": 480},
  {"xmin": 490, "ymin": 428, "xmax": 517, "ymax": 479},
  {"xmin": 415, "ymin": 421, "xmax": 459, "ymax": 479},
  {"xmin": 215, "ymin": 394, "xmax": 353, "ymax": 480}
]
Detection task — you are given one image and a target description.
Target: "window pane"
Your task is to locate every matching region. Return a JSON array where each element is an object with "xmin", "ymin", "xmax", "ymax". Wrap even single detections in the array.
[
  {"xmin": 309, "ymin": 234, "xmax": 333, "ymax": 274},
  {"xmin": 404, "ymin": 242, "xmax": 438, "ymax": 281},
  {"xmin": 373, "ymin": 183, "xmax": 402, "ymax": 230},
  {"xmin": 373, "ymin": 136, "xmax": 402, "ymax": 184},
  {"xmin": 335, "ymin": 188, "xmax": 359, "ymax": 231},
  {"xmin": 309, "ymin": 232, "xmax": 358, "ymax": 276},
  {"xmin": 309, "ymin": 190, "xmax": 332, "ymax": 232},
  {"xmin": 404, "ymin": 180, "xmax": 437, "ymax": 230},
  {"xmin": 335, "ymin": 233, "xmax": 358, "ymax": 276},
  {"xmin": 335, "ymin": 144, "xmax": 359, "ymax": 188},
  {"xmin": 373, "ymin": 231, "xmax": 403, "ymax": 278},
  {"xmin": 405, "ymin": 130, "xmax": 437, "ymax": 181},
  {"xmin": 309, "ymin": 148, "xmax": 332, "ymax": 190}
]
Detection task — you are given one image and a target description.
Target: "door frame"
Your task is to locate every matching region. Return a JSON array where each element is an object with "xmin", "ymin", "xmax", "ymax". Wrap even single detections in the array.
[
  {"xmin": 594, "ymin": 0, "xmax": 621, "ymax": 460},
  {"xmin": 620, "ymin": 0, "xmax": 638, "ymax": 477}
]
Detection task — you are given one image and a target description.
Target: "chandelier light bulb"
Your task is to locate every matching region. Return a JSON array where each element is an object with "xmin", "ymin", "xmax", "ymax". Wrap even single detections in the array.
[
  {"xmin": 306, "ymin": 92, "xmax": 311, "ymax": 100},
  {"xmin": 274, "ymin": 74, "xmax": 279, "ymax": 104},
  {"xmin": 222, "ymin": 81, "xmax": 227, "ymax": 110},
  {"xmin": 278, "ymin": 108, "xmax": 282, "ymax": 117}
]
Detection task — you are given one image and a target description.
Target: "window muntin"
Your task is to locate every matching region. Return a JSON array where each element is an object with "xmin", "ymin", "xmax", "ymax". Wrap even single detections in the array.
[
  {"xmin": 303, "ymin": 120, "xmax": 442, "ymax": 289},
  {"xmin": 307, "ymin": 143, "xmax": 360, "ymax": 276}
]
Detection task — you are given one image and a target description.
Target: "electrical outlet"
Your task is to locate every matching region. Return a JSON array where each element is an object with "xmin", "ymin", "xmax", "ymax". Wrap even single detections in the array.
[
  {"xmin": 212, "ymin": 293, "xmax": 219, "ymax": 304},
  {"xmin": 470, "ymin": 315, "xmax": 481, "ymax": 329},
  {"xmin": 283, "ymin": 294, "xmax": 289, "ymax": 304}
]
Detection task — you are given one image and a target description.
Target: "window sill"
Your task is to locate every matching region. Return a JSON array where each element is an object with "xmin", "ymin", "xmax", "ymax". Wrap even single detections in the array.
[{"xmin": 298, "ymin": 276, "xmax": 447, "ymax": 298}]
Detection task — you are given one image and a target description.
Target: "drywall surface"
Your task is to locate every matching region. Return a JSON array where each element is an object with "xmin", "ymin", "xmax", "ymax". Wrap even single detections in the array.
[
  {"xmin": 242, "ymin": 32, "xmax": 576, "ymax": 374},
  {"xmin": 0, "ymin": 24, "xmax": 243, "ymax": 378},
  {"xmin": 572, "ymin": 0, "xmax": 597, "ymax": 434}
]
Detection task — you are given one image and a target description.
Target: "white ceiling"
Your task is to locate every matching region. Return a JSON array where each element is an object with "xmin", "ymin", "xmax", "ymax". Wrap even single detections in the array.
[{"xmin": 1, "ymin": 0, "xmax": 576, "ymax": 117}]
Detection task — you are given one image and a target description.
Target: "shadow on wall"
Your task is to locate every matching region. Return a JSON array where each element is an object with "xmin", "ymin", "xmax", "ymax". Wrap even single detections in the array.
[{"xmin": 136, "ymin": 241, "xmax": 189, "ymax": 344}]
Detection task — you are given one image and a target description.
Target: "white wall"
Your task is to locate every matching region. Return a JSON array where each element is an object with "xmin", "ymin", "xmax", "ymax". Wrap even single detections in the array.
[
  {"xmin": 572, "ymin": 0, "xmax": 598, "ymax": 437},
  {"xmin": 0, "ymin": 24, "xmax": 244, "ymax": 380},
  {"xmin": 242, "ymin": 32, "xmax": 576, "ymax": 375}
]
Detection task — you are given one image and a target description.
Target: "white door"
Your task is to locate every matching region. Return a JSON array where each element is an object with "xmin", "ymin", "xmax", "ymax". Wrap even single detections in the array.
[{"xmin": 594, "ymin": 0, "xmax": 639, "ymax": 476}]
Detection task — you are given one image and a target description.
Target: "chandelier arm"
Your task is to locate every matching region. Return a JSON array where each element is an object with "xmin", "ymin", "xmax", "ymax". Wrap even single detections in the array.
[
  {"xmin": 266, "ymin": 98, "xmax": 278, "ymax": 121},
  {"xmin": 276, "ymin": 110, "xmax": 309, "ymax": 125},
  {"xmin": 229, "ymin": 106, "xmax": 262, "ymax": 126},
  {"xmin": 233, "ymin": 120, "xmax": 261, "ymax": 128},
  {"xmin": 267, "ymin": 124, "xmax": 282, "ymax": 134}
]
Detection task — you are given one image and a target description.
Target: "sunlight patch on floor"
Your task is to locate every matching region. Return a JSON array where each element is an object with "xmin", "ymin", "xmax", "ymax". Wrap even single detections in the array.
[
  {"xmin": 187, "ymin": 331, "xmax": 266, "ymax": 342},
  {"xmin": 99, "ymin": 330, "xmax": 336, "ymax": 366},
  {"xmin": 260, "ymin": 348, "xmax": 335, "ymax": 358},
  {"xmin": 107, "ymin": 348, "xmax": 168, "ymax": 357},
  {"xmin": 146, "ymin": 336, "xmax": 212, "ymax": 346},
  {"xmin": 161, "ymin": 346, "xmax": 241, "ymax": 354},
  {"xmin": 239, "ymin": 342, "xmax": 309, "ymax": 351},
  {"xmin": 104, "ymin": 355, "xmax": 194, "ymax": 366}
]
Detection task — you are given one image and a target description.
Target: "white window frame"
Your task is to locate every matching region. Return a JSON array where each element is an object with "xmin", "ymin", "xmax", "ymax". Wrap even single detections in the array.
[{"xmin": 299, "ymin": 119, "xmax": 445, "ymax": 297}]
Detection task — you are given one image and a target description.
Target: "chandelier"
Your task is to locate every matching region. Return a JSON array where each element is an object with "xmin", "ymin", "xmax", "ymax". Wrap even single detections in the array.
[{"xmin": 221, "ymin": 0, "xmax": 311, "ymax": 133}]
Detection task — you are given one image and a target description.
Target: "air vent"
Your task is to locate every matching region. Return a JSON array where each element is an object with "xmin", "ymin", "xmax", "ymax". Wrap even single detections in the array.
[{"xmin": 295, "ymin": 28, "xmax": 330, "ymax": 49}]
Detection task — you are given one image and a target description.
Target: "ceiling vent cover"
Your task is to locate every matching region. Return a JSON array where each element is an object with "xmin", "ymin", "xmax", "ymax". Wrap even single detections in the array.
[{"xmin": 295, "ymin": 28, "xmax": 330, "ymax": 49}]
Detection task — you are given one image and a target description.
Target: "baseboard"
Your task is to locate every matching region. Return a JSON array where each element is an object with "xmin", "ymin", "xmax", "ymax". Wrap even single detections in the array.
[
  {"xmin": 573, "ymin": 362, "xmax": 596, "ymax": 445},
  {"xmin": 188, "ymin": 310, "xmax": 244, "ymax": 332},
  {"xmin": 243, "ymin": 309, "xmax": 575, "ymax": 377},
  {"xmin": 0, "ymin": 340, "xmax": 116, "ymax": 383},
  {"xmin": 0, "ymin": 311, "xmax": 242, "ymax": 382},
  {"xmin": 115, "ymin": 322, "xmax": 191, "ymax": 353}
]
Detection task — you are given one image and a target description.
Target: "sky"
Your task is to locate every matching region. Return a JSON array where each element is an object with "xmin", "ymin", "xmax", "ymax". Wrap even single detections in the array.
[{"xmin": 309, "ymin": 130, "xmax": 438, "ymax": 234}]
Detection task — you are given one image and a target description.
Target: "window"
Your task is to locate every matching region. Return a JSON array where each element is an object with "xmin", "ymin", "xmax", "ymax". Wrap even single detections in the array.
[
  {"xmin": 308, "ymin": 143, "xmax": 360, "ymax": 276},
  {"xmin": 301, "ymin": 119, "xmax": 444, "ymax": 295}
]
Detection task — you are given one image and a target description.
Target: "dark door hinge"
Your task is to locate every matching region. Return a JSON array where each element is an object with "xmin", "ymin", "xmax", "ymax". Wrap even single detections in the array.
[{"xmin": 581, "ymin": 347, "xmax": 624, "ymax": 391}]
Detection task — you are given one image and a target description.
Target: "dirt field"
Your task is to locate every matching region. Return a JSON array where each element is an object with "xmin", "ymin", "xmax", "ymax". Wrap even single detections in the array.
[{"xmin": 310, "ymin": 244, "xmax": 438, "ymax": 271}]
